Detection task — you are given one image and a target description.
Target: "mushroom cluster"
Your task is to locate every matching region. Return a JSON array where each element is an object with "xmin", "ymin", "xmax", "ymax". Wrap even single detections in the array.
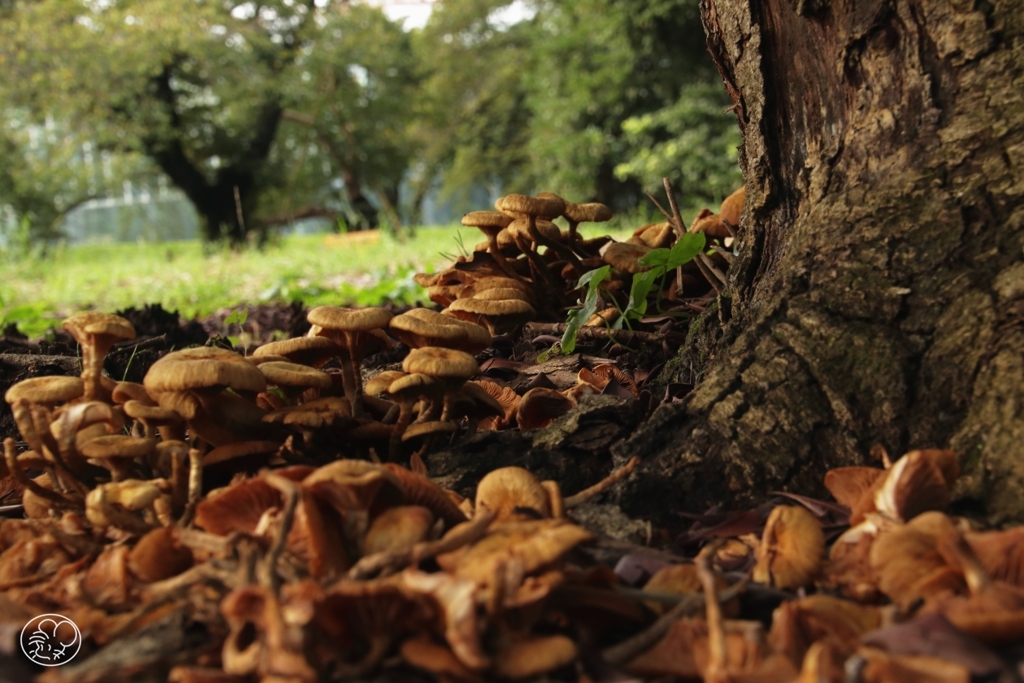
[{"xmin": 417, "ymin": 188, "xmax": 745, "ymax": 336}]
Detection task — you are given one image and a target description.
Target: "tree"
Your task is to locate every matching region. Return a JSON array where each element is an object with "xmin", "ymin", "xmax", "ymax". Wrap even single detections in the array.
[
  {"xmin": 411, "ymin": 0, "xmax": 740, "ymax": 214},
  {"xmin": 0, "ymin": 112, "xmax": 143, "ymax": 248},
  {"xmin": 615, "ymin": 0, "xmax": 1024, "ymax": 526},
  {"xmin": 0, "ymin": 0, "xmax": 414, "ymax": 244},
  {"xmin": 272, "ymin": 4, "xmax": 420, "ymax": 232}
]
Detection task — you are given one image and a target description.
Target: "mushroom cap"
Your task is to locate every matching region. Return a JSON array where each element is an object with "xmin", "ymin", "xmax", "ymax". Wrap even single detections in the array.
[
  {"xmin": 389, "ymin": 373, "xmax": 441, "ymax": 399},
  {"xmin": 600, "ymin": 241, "xmax": 653, "ymax": 274},
  {"xmin": 79, "ymin": 435, "xmax": 157, "ymax": 460},
  {"xmin": 466, "ymin": 287, "xmax": 532, "ymax": 303},
  {"xmin": 461, "ymin": 211, "xmax": 514, "ymax": 232},
  {"xmin": 458, "ymin": 276, "xmax": 532, "ymax": 298},
  {"xmin": 493, "ymin": 634, "xmax": 578, "ymax": 679},
  {"xmin": 403, "ymin": 347, "xmax": 479, "ymax": 381},
  {"xmin": 251, "ymin": 336, "xmax": 340, "ymax": 367},
  {"xmin": 129, "ymin": 527, "xmax": 193, "ymax": 583},
  {"xmin": 628, "ymin": 221, "xmax": 674, "ymax": 249},
  {"xmin": 257, "ymin": 361, "xmax": 332, "ymax": 390},
  {"xmin": 753, "ymin": 505, "xmax": 826, "ymax": 590},
  {"xmin": 720, "ymin": 186, "xmax": 745, "ymax": 226},
  {"xmin": 204, "ymin": 440, "xmax": 280, "ymax": 466},
  {"xmin": 452, "ymin": 382, "xmax": 505, "ymax": 421},
  {"xmin": 445, "ymin": 297, "xmax": 536, "ymax": 326},
  {"xmin": 122, "ymin": 399, "xmax": 181, "ymax": 424},
  {"xmin": 400, "ymin": 637, "xmax": 482, "ymax": 682},
  {"xmin": 688, "ymin": 206, "xmax": 729, "ymax": 239},
  {"xmin": 402, "ymin": 420, "xmax": 458, "ymax": 442},
  {"xmin": 389, "ymin": 309, "xmax": 492, "ymax": 355},
  {"xmin": 506, "ymin": 218, "xmax": 563, "ymax": 243},
  {"xmin": 5, "ymin": 376, "xmax": 84, "ymax": 406},
  {"xmin": 303, "ymin": 459, "xmax": 406, "ymax": 513},
  {"xmin": 365, "ymin": 370, "xmax": 409, "ymax": 396},
  {"xmin": 111, "ymin": 381, "xmax": 154, "ymax": 405},
  {"xmin": 516, "ymin": 387, "xmax": 576, "ymax": 431},
  {"xmin": 564, "ymin": 201, "xmax": 612, "ymax": 224},
  {"xmin": 144, "ymin": 347, "xmax": 267, "ymax": 394},
  {"xmin": 307, "ymin": 306, "xmax": 394, "ymax": 333},
  {"xmin": 62, "ymin": 311, "xmax": 136, "ymax": 344},
  {"xmin": 380, "ymin": 463, "xmax": 469, "ymax": 527},
  {"xmin": 496, "ymin": 193, "xmax": 566, "ymax": 220},
  {"xmin": 475, "ymin": 466, "xmax": 551, "ymax": 520},
  {"xmin": 363, "ymin": 505, "xmax": 436, "ymax": 556}
]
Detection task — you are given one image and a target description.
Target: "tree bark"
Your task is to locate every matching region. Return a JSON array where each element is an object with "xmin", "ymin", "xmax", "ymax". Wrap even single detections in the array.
[{"xmin": 614, "ymin": 0, "xmax": 1024, "ymax": 526}]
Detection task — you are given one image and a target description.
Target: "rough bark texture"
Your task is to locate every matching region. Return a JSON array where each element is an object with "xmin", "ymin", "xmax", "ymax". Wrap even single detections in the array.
[{"xmin": 615, "ymin": 0, "xmax": 1024, "ymax": 526}]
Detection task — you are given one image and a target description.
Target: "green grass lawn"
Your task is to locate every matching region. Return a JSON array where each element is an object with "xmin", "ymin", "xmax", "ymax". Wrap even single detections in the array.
[{"xmin": 1, "ymin": 222, "xmax": 638, "ymax": 338}]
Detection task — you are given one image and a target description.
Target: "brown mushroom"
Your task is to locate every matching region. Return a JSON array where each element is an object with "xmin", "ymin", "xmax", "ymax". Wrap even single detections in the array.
[
  {"xmin": 752, "ymin": 505, "xmax": 825, "ymax": 590},
  {"xmin": 389, "ymin": 308, "xmax": 492, "ymax": 354},
  {"xmin": 516, "ymin": 387, "xmax": 576, "ymax": 431},
  {"xmin": 62, "ymin": 312, "xmax": 136, "ymax": 401},
  {"xmin": 306, "ymin": 306, "xmax": 393, "ymax": 417}
]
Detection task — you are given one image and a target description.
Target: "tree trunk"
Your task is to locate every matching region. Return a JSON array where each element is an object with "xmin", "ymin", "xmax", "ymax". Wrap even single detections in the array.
[{"xmin": 614, "ymin": 0, "xmax": 1024, "ymax": 527}]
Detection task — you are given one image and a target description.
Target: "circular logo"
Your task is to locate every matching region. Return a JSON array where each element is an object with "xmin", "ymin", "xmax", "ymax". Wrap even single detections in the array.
[{"xmin": 19, "ymin": 614, "xmax": 81, "ymax": 667}]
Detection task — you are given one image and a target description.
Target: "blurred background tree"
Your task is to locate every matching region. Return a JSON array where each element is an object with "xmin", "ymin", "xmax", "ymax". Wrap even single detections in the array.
[{"xmin": 0, "ymin": 0, "xmax": 740, "ymax": 246}]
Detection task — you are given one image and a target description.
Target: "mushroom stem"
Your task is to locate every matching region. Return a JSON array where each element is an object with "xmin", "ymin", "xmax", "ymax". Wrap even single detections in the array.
[
  {"xmin": 177, "ymin": 448, "xmax": 204, "ymax": 527},
  {"xmin": 389, "ymin": 403, "xmax": 415, "ymax": 461},
  {"xmin": 485, "ymin": 232, "xmax": 523, "ymax": 280},
  {"xmin": 4, "ymin": 438, "xmax": 79, "ymax": 510},
  {"xmin": 525, "ymin": 214, "xmax": 586, "ymax": 279},
  {"xmin": 339, "ymin": 351, "xmax": 364, "ymax": 418}
]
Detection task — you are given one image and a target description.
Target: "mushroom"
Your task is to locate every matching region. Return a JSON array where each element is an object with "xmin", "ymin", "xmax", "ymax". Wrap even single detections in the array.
[
  {"xmin": 306, "ymin": 306, "xmax": 393, "ymax": 417},
  {"xmin": 516, "ymin": 387, "xmax": 576, "ymax": 431},
  {"xmin": 389, "ymin": 308, "xmax": 492, "ymax": 354},
  {"xmin": 251, "ymin": 335, "xmax": 341, "ymax": 369},
  {"xmin": 563, "ymin": 200, "xmax": 612, "ymax": 247},
  {"xmin": 752, "ymin": 505, "xmax": 825, "ymax": 590},
  {"xmin": 600, "ymin": 241, "xmax": 654, "ymax": 274},
  {"xmin": 4, "ymin": 376, "xmax": 84, "ymax": 407},
  {"xmin": 719, "ymin": 186, "xmax": 745, "ymax": 228},
  {"xmin": 62, "ymin": 312, "xmax": 136, "ymax": 401},
  {"xmin": 257, "ymin": 360, "xmax": 332, "ymax": 405},
  {"xmin": 79, "ymin": 435, "xmax": 157, "ymax": 482},
  {"xmin": 402, "ymin": 347, "xmax": 479, "ymax": 422},
  {"xmin": 474, "ymin": 466, "xmax": 553, "ymax": 521},
  {"xmin": 362, "ymin": 505, "xmax": 436, "ymax": 556},
  {"xmin": 461, "ymin": 210, "xmax": 518, "ymax": 279},
  {"xmin": 492, "ymin": 633, "xmax": 578, "ymax": 680},
  {"xmin": 444, "ymin": 297, "xmax": 536, "ymax": 336}
]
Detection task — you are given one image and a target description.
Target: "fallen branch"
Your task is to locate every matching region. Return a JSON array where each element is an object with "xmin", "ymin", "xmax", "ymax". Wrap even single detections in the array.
[{"xmin": 524, "ymin": 322, "xmax": 688, "ymax": 347}]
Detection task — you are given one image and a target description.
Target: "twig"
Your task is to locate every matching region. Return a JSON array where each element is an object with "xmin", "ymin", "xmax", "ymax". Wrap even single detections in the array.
[
  {"xmin": 564, "ymin": 456, "xmax": 641, "ymax": 507},
  {"xmin": 694, "ymin": 254, "xmax": 724, "ymax": 295},
  {"xmin": 697, "ymin": 541, "xmax": 729, "ymax": 683},
  {"xmin": 261, "ymin": 473, "xmax": 300, "ymax": 592},
  {"xmin": 662, "ymin": 178, "xmax": 685, "ymax": 236},
  {"xmin": 524, "ymin": 322, "xmax": 688, "ymax": 347},
  {"xmin": 643, "ymin": 190, "xmax": 674, "ymax": 223},
  {"xmin": 663, "ymin": 178, "xmax": 688, "ymax": 295}
]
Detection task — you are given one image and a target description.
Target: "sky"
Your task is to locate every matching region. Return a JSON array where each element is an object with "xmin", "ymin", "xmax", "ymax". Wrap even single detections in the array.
[{"xmin": 371, "ymin": 0, "xmax": 533, "ymax": 30}]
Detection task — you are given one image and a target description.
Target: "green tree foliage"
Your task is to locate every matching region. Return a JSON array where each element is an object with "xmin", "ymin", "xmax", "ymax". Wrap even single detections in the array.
[
  {"xmin": 415, "ymin": 0, "xmax": 741, "ymax": 212},
  {"xmin": 0, "ymin": 112, "xmax": 143, "ymax": 247},
  {"xmin": 408, "ymin": 0, "xmax": 534, "ymax": 215},
  {"xmin": 0, "ymin": 0, "xmax": 417, "ymax": 243}
]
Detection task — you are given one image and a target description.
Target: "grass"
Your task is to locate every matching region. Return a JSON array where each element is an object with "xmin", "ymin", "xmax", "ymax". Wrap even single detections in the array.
[{"xmin": 0, "ymin": 221, "xmax": 638, "ymax": 338}]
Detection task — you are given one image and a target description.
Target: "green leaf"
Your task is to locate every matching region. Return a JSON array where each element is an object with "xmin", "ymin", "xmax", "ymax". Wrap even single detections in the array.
[
  {"xmin": 638, "ymin": 247, "xmax": 671, "ymax": 268},
  {"xmin": 665, "ymin": 232, "xmax": 707, "ymax": 269},
  {"xmin": 624, "ymin": 269, "xmax": 660, "ymax": 321},
  {"xmin": 224, "ymin": 308, "xmax": 249, "ymax": 326},
  {"xmin": 562, "ymin": 265, "xmax": 612, "ymax": 354}
]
